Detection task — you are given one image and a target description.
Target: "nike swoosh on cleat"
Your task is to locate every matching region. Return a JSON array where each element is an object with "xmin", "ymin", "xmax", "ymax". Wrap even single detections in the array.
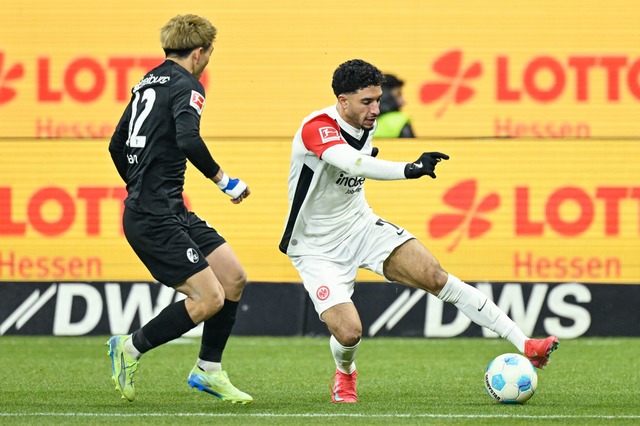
[
  {"xmin": 333, "ymin": 383, "xmax": 343, "ymax": 401},
  {"xmin": 119, "ymin": 352, "xmax": 127, "ymax": 389},
  {"xmin": 478, "ymin": 299, "xmax": 488, "ymax": 311}
]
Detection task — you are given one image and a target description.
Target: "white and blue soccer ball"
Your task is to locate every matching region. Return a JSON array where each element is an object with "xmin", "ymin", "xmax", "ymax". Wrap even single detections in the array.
[{"xmin": 484, "ymin": 353, "xmax": 538, "ymax": 404}]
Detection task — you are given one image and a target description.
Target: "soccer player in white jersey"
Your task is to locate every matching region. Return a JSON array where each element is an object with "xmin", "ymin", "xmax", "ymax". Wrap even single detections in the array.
[{"xmin": 279, "ymin": 59, "xmax": 559, "ymax": 403}]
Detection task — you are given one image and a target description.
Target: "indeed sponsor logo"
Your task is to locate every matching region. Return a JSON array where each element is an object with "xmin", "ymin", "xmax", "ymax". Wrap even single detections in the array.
[{"xmin": 335, "ymin": 173, "xmax": 365, "ymax": 188}]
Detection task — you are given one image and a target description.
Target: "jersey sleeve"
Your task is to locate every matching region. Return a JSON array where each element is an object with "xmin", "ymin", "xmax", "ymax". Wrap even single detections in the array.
[
  {"xmin": 171, "ymin": 74, "xmax": 206, "ymax": 122},
  {"xmin": 300, "ymin": 114, "xmax": 347, "ymax": 158},
  {"xmin": 171, "ymin": 74, "xmax": 220, "ymax": 178}
]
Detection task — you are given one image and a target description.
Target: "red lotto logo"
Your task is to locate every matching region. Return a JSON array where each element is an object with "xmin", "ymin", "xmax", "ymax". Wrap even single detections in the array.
[
  {"xmin": 420, "ymin": 50, "xmax": 482, "ymax": 118},
  {"xmin": 420, "ymin": 50, "xmax": 640, "ymax": 119},
  {"xmin": 0, "ymin": 52, "xmax": 24, "ymax": 104},
  {"xmin": 428, "ymin": 180, "xmax": 500, "ymax": 252},
  {"xmin": 0, "ymin": 53, "xmax": 210, "ymax": 105}
]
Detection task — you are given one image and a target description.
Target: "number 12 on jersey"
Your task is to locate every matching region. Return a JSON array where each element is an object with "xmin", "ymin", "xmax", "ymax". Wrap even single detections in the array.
[{"xmin": 126, "ymin": 88, "xmax": 157, "ymax": 148}]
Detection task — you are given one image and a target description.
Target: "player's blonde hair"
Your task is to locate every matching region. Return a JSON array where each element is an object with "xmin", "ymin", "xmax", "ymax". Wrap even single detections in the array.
[{"xmin": 160, "ymin": 14, "xmax": 216, "ymax": 57}]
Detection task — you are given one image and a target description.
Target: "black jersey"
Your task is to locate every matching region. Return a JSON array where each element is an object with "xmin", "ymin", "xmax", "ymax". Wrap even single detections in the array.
[{"xmin": 109, "ymin": 60, "xmax": 220, "ymax": 215}]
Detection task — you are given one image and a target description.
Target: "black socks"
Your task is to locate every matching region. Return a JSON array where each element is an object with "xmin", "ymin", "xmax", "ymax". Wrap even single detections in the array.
[
  {"xmin": 199, "ymin": 299, "xmax": 238, "ymax": 362},
  {"xmin": 131, "ymin": 299, "xmax": 196, "ymax": 354}
]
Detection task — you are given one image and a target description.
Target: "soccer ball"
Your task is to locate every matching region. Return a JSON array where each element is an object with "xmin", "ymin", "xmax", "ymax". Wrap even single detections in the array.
[{"xmin": 484, "ymin": 353, "xmax": 538, "ymax": 404}]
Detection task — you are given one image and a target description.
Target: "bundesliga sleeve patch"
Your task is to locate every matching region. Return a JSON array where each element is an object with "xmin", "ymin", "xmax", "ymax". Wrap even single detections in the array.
[
  {"xmin": 189, "ymin": 90, "xmax": 205, "ymax": 115},
  {"xmin": 318, "ymin": 126, "xmax": 341, "ymax": 143}
]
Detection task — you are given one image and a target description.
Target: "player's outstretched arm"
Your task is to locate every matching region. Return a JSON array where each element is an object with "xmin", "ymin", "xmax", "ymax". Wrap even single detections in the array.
[
  {"xmin": 321, "ymin": 144, "xmax": 405, "ymax": 180},
  {"xmin": 321, "ymin": 145, "xmax": 449, "ymax": 181}
]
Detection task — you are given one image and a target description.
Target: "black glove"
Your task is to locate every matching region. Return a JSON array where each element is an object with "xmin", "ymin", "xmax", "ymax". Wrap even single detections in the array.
[
  {"xmin": 371, "ymin": 147, "xmax": 379, "ymax": 158},
  {"xmin": 404, "ymin": 152, "xmax": 449, "ymax": 179}
]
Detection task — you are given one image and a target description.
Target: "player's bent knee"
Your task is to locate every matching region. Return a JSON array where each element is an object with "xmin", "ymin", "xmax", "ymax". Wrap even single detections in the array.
[
  {"xmin": 206, "ymin": 293, "xmax": 225, "ymax": 318},
  {"xmin": 188, "ymin": 291, "xmax": 224, "ymax": 322},
  {"xmin": 334, "ymin": 328, "xmax": 362, "ymax": 347},
  {"xmin": 418, "ymin": 266, "xmax": 449, "ymax": 295},
  {"xmin": 223, "ymin": 271, "xmax": 248, "ymax": 301},
  {"xmin": 232, "ymin": 269, "xmax": 248, "ymax": 289},
  {"xmin": 196, "ymin": 299, "xmax": 224, "ymax": 322}
]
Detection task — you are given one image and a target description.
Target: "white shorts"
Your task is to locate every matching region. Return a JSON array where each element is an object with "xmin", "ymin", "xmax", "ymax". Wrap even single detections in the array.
[{"xmin": 289, "ymin": 215, "xmax": 415, "ymax": 317}]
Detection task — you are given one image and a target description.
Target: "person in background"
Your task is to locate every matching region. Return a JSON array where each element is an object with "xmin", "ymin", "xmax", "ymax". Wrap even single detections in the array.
[
  {"xmin": 375, "ymin": 73, "xmax": 415, "ymax": 138},
  {"xmin": 107, "ymin": 14, "xmax": 252, "ymax": 405}
]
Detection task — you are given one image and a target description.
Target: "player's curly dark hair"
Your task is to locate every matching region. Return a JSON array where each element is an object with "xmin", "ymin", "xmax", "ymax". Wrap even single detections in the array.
[{"xmin": 331, "ymin": 59, "xmax": 385, "ymax": 97}]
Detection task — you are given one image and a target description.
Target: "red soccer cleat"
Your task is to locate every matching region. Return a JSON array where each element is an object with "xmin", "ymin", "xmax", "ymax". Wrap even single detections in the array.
[
  {"xmin": 330, "ymin": 369, "xmax": 358, "ymax": 403},
  {"xmin": 524, "ymin": 336, "xmax": 559, "ymax": 369}
]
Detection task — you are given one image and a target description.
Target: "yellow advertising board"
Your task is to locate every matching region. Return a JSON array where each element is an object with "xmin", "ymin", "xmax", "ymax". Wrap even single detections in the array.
[
  {"xmin": 1, "ymin": 1, "xmax": 640, "ymax": 138},
  {"xmin": 0, "ymin": 139, "xmax": 637, "ymax": 284}
]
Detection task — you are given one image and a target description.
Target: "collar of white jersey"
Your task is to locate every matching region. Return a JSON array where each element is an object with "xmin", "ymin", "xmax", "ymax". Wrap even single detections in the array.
[{"xmin": 332, "ymin": 104, "xmax": 373, "ymax": 140}]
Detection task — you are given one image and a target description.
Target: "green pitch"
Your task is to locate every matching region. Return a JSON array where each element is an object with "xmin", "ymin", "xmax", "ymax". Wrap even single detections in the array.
[{"xmin": 1, "ymin": 336, "xmax": 638, "ymax": 425}]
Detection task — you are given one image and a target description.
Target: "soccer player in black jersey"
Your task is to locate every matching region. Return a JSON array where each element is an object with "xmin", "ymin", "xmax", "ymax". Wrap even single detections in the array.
[{"xmin": 107, "ymin": 14, "xmax": 252, "ymax": 404}]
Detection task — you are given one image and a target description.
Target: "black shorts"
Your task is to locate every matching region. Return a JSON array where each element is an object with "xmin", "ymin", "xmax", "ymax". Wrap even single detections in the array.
[{"xmin": 123, "ymin": 207, "xmax": 226, "ymax": 287}]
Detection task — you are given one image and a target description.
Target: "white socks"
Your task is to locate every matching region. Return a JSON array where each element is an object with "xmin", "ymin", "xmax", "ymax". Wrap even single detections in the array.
[
  {"xmin": 330, "ymin": 335, "xmax": 359, "ymax": 374},
  {"xmin": 197, "ymin": 359, "xmax": 222, "ymax": 373},
  {"xmin": 124, "ymin": 336, "xmax": 142, "ymax": 359},
  {"xmin": 437, "ymin": 274, "xmax": 527, "ymax": 353}
]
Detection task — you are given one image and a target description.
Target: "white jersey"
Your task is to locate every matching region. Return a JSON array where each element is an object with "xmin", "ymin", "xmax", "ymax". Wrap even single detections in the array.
[{"xmin": 279, "ymin": 105, "xmax": 378, "ymax": 256}]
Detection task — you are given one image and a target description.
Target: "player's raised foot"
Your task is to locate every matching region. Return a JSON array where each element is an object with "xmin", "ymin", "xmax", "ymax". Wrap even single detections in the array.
[
  {"xmin": 106, "ymin": 335, "xmax": 140, "ymax": 402},
  {"xmin": 187, "ymin": 365, "xmax": 253, "ymax": 404},
  {"xmin": 330, "ymin": 369, "xmax": 358, "ymax": 403},
  {"xmin": 524, "ymin": 336, "xmax": 559, "ymax": 369}
]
